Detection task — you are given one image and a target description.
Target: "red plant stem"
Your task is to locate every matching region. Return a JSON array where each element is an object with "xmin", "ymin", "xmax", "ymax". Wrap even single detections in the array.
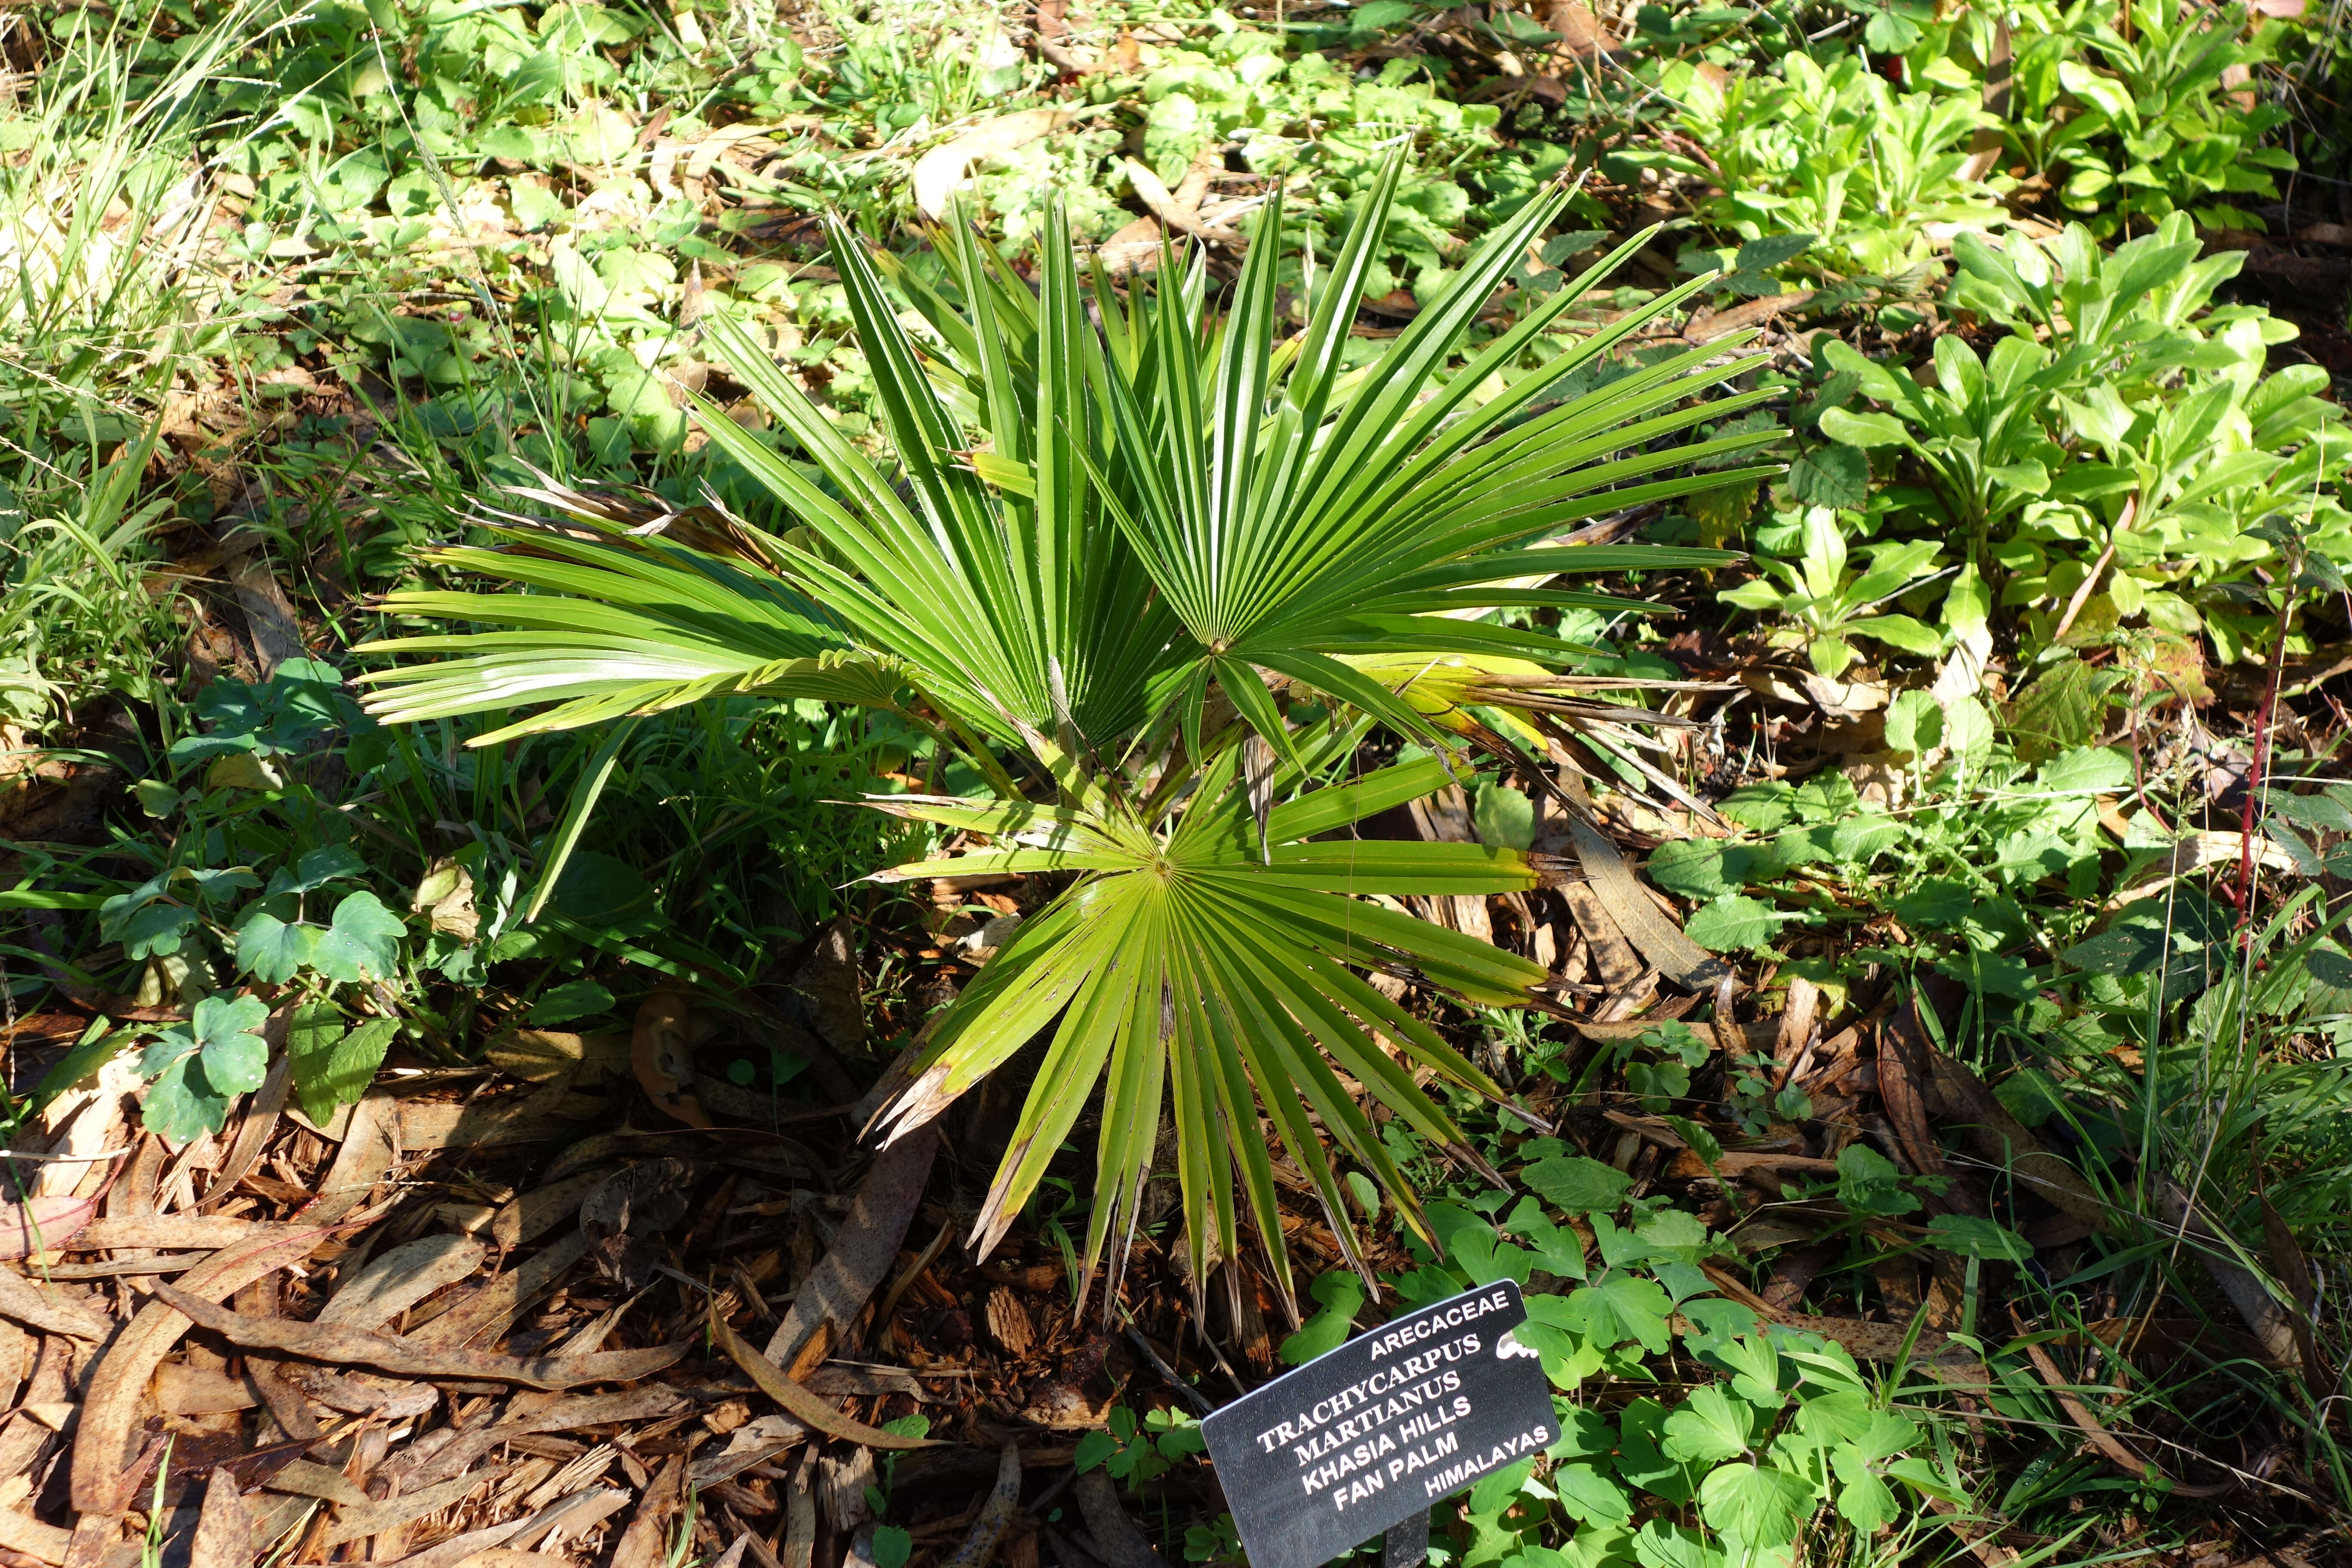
[{"xmin": 2235, "ymin": 590, "xmax": 2296, "ymax": 925}]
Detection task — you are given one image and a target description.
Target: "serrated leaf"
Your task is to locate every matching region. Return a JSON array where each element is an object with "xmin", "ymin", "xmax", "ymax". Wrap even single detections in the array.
[
  {"xmin": 1785, "ymin": 444, "xmax": 1869, "ymax": 509},
  {"xmin": 1522, "ymin": 1155, "xmax": 1633, "ymax": 1214},
  {"xmin": 1883, "ymin": 689, "xmax": 1942, "ymax": 754},
  {"xmin": 291, "ymin": 1017, "xmax": 398, "ymax": 1126},
  {"xmin": 1683, "ymin": 894, "xmax": 1782, "ymax": 953}
]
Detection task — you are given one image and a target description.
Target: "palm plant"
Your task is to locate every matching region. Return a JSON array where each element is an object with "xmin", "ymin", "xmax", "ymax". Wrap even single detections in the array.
[{"xmin": 357, "ymin": 162, "xmax": 1779, "ymax": 1320}]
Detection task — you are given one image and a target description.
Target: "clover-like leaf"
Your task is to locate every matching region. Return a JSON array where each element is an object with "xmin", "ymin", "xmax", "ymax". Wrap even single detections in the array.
[
  {"xmin": 1662, "ymin": 1386, "xmax": 1752, "ymax": 1464},
  {"xmin": 1710, "ymin": 1335, "xmax": 1784, "ymax": 1410},
  {"xmin": 308, "ymin": 891, "xmax": 406, "ymax": 983},
  {"xmin": 143, "ymin": 1051, "xmax": 232, "ymax": 1142},
  {"xmin": 190, "ymin": 994, "xmax": 271, "ymax": 1095},
  {"xmin": 1697, "ymin": 1461, "xmax": 1812, "ymax": 1547},
  {"xmin": 236, "ymin": 909, "xmax": 318, "ymax": 984},
  {"xmin": 117, "ymin": 902, "xmax": 197, "ymax": 960},
  {"xmin": 266, "ymin": 844, "xmax": 370, "ymax": 898},
  {"xmin": 1553, "ymin": 1463, "xmax": 1633, "ymax": 1525}
]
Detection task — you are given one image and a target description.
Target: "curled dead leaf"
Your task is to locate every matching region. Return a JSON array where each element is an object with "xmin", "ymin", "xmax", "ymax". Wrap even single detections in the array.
[{"xmin": 708, "ymin": 1309, "xmax": 938, "ymax": 1449}]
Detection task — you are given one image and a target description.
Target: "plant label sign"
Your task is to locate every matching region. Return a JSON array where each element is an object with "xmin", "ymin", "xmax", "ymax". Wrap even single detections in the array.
[{"xmin": 1199, "ymin": 1280, "xmax": 1556, "ymax": 1568}]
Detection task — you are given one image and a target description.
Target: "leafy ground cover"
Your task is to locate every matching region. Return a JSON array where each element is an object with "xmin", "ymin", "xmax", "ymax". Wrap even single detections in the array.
[{"xmin": 9, "ymin": 0, "xmax": 2352, "ymax": 1565}]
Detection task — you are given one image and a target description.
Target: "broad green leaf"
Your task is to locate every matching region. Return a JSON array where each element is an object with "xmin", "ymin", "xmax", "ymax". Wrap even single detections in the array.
[
  {"xmin": 1661, "ymin": 1386, "xmax": 1752, "ymax": 1464},
  {"xmin": 309, "ymin": 891, "xmax": 406, "ymax": 983},
  {"xmin": 530, "ymin": 978, "xmax": 617, "ymax": 1025},
  {"xmin": 1279, "ymin": 1270, "xmax": 1365, "ymax": 1364},
  {"xmin": 291, "ymin": 1017, "xmax": 399, "ymax": 1126},
  {"xmin": 1884, "ymin": 689, "xmax": 1942, "ymax": 754},
  {"xmin": 1831, "ymin": 1463, "xmax": 1899, "ymax": 1533},
  {"xmin": 1522, "ymin": 1155, "xmax": 1632, "ymax": 1214},
  {"xmin": 1569, "ymin": 1272, "xmax": 1673, "ymax": 1356},
  {"xmin": 236, "ymin": 909, "xmax": 316, "ymax": 984},
  {"xmin": 1817, "ymin": 408, "xmax": 1911, "ymax": 449},
  {"xmin": 1696, "ymin": 1461, "xmax": 1811, "ymax": 1547},
  {"xmin": 1553, "ymin": 1464, "xmax": 1633, "ymax": 1525},
  {"xmin": 1684, "ymin": 894, "xmax": 1782, "ymax": 954},
  {"xmin": 268, "ymin": 844, "xmax": 369, "ymax": 896},
  {"xmin": 190, "ymin": 993, "xmax": 270, "ymax": 1096},
  {"xmin": 143, "ymin": 1051, "xmax": 232, "ymax": 1141}
]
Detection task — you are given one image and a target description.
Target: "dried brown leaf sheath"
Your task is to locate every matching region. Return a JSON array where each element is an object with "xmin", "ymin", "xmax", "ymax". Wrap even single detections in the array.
[
  {"xmin": 150, "ymin": 1284, "xmax": 691, "ymax": 1389},
  {"xmin": 708, "ymin": 1310, "xmax": 938, "ymax": 1449}
]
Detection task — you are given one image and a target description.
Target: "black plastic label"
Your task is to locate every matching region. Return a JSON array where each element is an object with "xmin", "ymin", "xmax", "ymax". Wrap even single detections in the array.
[{"xmin": 1199, "ymin": 1280, "xmax": 1556, "ymax": 1568}]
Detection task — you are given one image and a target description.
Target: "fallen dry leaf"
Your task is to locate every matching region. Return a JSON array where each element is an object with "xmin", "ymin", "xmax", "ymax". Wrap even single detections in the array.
[
  {"xmin": 912, "ymin": 109, "xmax": 1092, "ymax": 220},
  {"xmin": 710, "ymin": 1310, "xmax": 938, "ymax": 1449},
  {"xmin": 0, "ymin": 1268, "xmax": 110, "ymax": 1341},
  {"xmin": 764, "ymin": 1124, "xmax": 938, "ymax": 1369},
  {"xmin": 320, "ymin": 1234, "xmax": 485, "ymax": 1330},
  {"xmin": 152, "ymin": 1283, "xmax": 691, "ymax": 1389},
  {"xmin": 74, "ymin": 1225, "xmax": 335, "ymax": 1515},
  {"xmin": 187, "ymin": 1470, "xmax": 253, "ymax": 1568},
  {"xmin": 0, "ymin": 1195, "xmax": 99, "ymax": 1260}
]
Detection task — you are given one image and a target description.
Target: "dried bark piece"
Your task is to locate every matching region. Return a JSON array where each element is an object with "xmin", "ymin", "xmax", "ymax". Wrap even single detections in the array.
[
  {"xmin": 606, "ymin": 1452, "xmax": 684, "ymax": 1568},
  {"xmin": 321, "ymin": 1236, "xmax": 485, "ymax": 1330},
  {"xmin": 377, "ymin": 1486, "xmax": 623, "ymax": 1568},
  {"xmin": 763, "ymin": 1125, "xmax": 938, "ymax": 1370},
  {"xmin": 815, "ymin": 1449, "xmax": 874, "ymax": 1532},
  {"xmin": 408, "ymin": 1230, "xmax": 591, "ymax": 1349},
  {"xmin": 0, "ymin": 1269, "xmax": 110, "ymax": 1341},
  {"xmin": 1073, "ymin": 1470, "xmax": 1164, "ymax": 1568},
  {"xmin": 187, "ymin": 1470, "xmax": 254, "ymax": 1568},
  {"xmin": 151, "ymin": 1285, "xmax": 689, "ymax": 1390},
  {"xmin": 941, "ymin": 1445, "xmax": 1021, "ymax": 1568},
  {"xmin": 74, "ymin": 1225, "xmax": 333, "ymax": 1516},
  {"xmin": 322, "ymin": 1468, "xmax": 509, "ymax": 1547},
  {"xmin": 266, "ymin": 1458, "xmax": 370, "ymax": 1507},
  {"xmin": 710, "ymin": 1312, "xmax": 937, "ymax": 1449},
  {"xmin": 490, "ymin": 1174, "xmax": 605, "ymax": 1250},
  {"xmin": 0, "ymin": 1504, "xmax": 70, "ymax": 1565},
  {"xmin": 984, "ymin": 1289, "xmax": 1033, "ymax": 1357},
  {"xmin": 300, "ymin": 1093, "xmax": 396, "ymax": 1226}
]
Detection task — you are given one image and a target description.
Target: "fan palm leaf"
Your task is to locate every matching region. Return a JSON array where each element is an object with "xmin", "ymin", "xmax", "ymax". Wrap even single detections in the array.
[{"xmin": 354, "ymin": 161, "xmax": 1781, "ymax": 1319}]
